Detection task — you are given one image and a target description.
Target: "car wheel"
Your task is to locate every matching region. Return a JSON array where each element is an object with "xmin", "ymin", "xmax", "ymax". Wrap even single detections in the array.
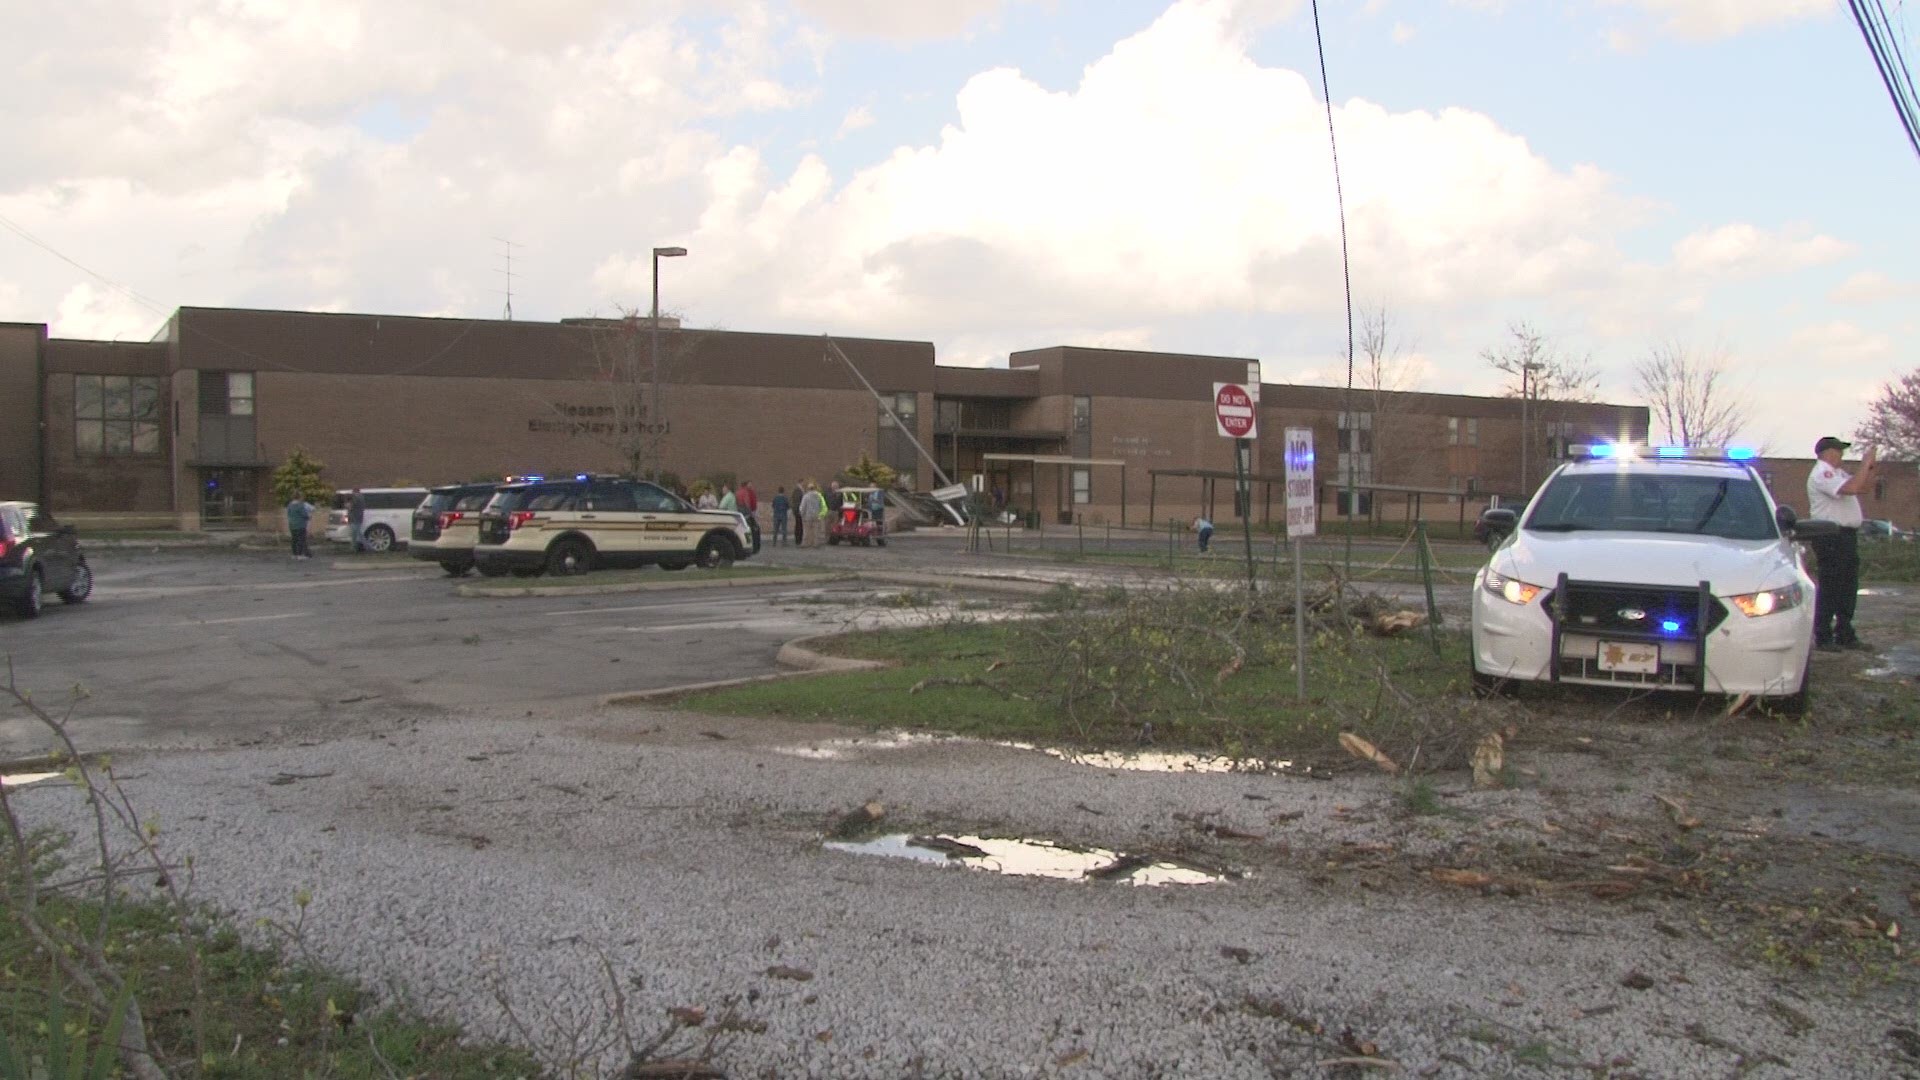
[
  {"xmin": 695, "ymin": 535, "xmax": 735, "ymax": 570},
  {"xmin": 827, "ymin": 535, "xmax": 841, "ymax": 546},
  {"xmin": 362, "ymin": 525, "xmax": 396, "ymax": 553},
  {"xmin": 58, "ymin": 559, "xmax": 92, "ymax": 603},
  {"xmin": 510, "ymin": 568, "xmax": 542, "ymax": 578},
  {"xmin": 659, "ymin": 560, "xmax": 690, "ymax": 571},
  {"xmin": 16, "ymin": 569, "xmax": 43, "ymax": 618},
  {"xmin": 876, "ymin": 537, "xmax": 887, "ymax": 547},
  {"xmin": 1764, "ymin": 655, "xmax": 1812, "ymax": 718},
  {"xmin": 1469, "ymin": 664, "xmax": 1513, "ymax": 698},
  {"xmin": 476, "ymin": 563, "xmax": 509, "ymax": 578},
  {"xmin": 441, "ymin": 559, "xmax": 473, "ymax": 577},
  {"xmin": 546, "ymin": 538, "xmax": 594, "ymax": 577}
]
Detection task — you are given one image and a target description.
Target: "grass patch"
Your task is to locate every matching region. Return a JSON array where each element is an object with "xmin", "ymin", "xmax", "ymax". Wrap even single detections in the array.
[
  {"xmin": 461, "ymin": 564, "xmax": 821, "ymax": 591},
  {"xmin": 678, "ymin": 613, "xmax": 1481, "ymax": 764},
  {"xmin": 0, "ymin": 863, "xmax": 543, "ymax": 1078},
  {"xmin": 1859, "ymin": 540, "xmax": 1920, "ymax": 583}
]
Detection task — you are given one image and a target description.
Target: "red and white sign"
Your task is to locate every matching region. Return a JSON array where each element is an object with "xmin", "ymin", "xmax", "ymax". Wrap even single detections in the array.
[{"xmin": 1214, "ymin": 382, "xmax": 1257, "ymax": 439}]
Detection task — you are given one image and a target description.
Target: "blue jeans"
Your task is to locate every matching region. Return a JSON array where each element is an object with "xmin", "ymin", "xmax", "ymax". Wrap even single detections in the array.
[{"xmin": 1197, "ymin": 526, "xmax": 1213, "ymax": 553}]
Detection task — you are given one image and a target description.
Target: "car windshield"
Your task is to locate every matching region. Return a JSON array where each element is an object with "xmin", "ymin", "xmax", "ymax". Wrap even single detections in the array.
[{"xmin": 1525, "ymin": 471, "xmax": 1778, "ymax": 541}]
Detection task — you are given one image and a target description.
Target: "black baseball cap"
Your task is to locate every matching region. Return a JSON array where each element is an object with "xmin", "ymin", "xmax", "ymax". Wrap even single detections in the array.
[{"xmin": 1814, "ymin": 436, "xmax": 1852, "ymax": 454}]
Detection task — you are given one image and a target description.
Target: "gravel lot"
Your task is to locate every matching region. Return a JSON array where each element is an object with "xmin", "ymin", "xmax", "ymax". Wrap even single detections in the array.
[{"xmin": 9, "ymin": 698, "xmax": 1915, "ymax": 1078}]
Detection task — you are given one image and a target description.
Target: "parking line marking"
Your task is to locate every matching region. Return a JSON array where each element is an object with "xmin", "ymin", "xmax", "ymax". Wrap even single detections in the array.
[{"xmin": 178, "ymin": 612, "xmax": 309, "ymax": 626}]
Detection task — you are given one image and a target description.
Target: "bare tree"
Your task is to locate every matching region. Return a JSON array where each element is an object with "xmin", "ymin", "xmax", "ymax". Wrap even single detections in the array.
[
  {"xmin": 1481, "ymin": 321, "xmax": 1600, "ymax": 491},
  {"xmin": 538, "ymin": 309, "xmax": 708, "ymax": 478},
  {"xmin": 1632, "ymin": 341, "xmax": 1751, "ymax": 448},
  {"xmin": 1355, "ymin": 303, "xmax": 1423, "ymax": 484},
  {"xmin": 1855, "ymin": 369, "xmax": 1920, "ymax": 461}
]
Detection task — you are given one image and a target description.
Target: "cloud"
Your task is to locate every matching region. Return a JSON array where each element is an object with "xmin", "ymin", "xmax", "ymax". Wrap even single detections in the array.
[
  {"xmin": 787, "ymin": 0, "xmax": 1010, "ymax": 40},
  {"xmin": 1601, "ymin": 0, "xmax": 1836, "ymax": 38},
  {"xmin": 1829, "ymin": 270, "xmax": 1920, "ymax": 305},
  {"xmin": 1391, "ymin": 20, "xmax": 1416, "ymax": 43},
  {"xmin": 835, "ymin": 105, "xmax": 876, "ymax": 139},
  {"xmin": 1670, "ymin": 223, "xmax": 1852, "ymax": 277},
  {"xmin": 1785, "ymin": 320, "xmax": 1894, "ymax": 364}
]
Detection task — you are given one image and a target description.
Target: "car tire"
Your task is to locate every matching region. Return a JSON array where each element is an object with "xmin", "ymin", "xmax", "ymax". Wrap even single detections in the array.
[
  {"xmin": 1764, "ymin": 655, "xmax": 1812, "ymax": 718},
  {"xmin": 546, "ymin": 538, "xmax": 594, "ymax": 576},
  {"xmin": 1469, "ymin": 664, "xmax": 1514, "ymax": 698},
  {"xmin": 827, "ymin": 535, "xmax": 841, "ymax": 546},
  {"xmin": 695, "ymin": 535, "xmax": 735, "ymax": 570},
  {"xmin": 476, "ymin": 563, "xmax": 509, "ymax": 578},
  {"xmin": 659, "ymin": 560, "xmax": 690, "ymax": 571},
  {"xmin": 440, "ymin": 559, "xmax": 473, "ymax": 577},
  {"xmin": 362, "ymin": 525, "xmax": 396, "ymax": 553},
  {"xmin": 510, "ymin": 568, "xmax": 542, "ymax": 578},
  {"xmin": 58, "ymin": 559, "xmax": 92, "ymax": 603},
  {"xmin": 876, "ymin": 537, "xmax": 886, "ymax": 547},
  {"xmin": 16, "ymin": 569, "xmax": 43, "ymax": 618}
]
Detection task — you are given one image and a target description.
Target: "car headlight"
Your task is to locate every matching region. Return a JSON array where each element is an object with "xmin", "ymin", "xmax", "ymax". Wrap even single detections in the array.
[
  {"xmin": 1728, "ymin": 583, "xmax": 1804, "ymax": 618},
  {"xmin": 1483, "ymin": 571, "xmax": 1544, "ymax": 606}
]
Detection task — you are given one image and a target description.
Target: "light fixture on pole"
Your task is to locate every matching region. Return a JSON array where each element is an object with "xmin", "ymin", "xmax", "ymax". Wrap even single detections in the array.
[{"xmin": 649, "ymin": 246, "xmax": 688, "ymax": 484}]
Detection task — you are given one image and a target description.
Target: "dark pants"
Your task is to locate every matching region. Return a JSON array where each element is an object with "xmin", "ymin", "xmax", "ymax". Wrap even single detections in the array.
[
  {"xmin": 793, "ymin": 515, "xmax": 804, "ymax": 544},
  {"xmin": 290, "ymin": 527, "xmax": 310, "ymax": 557},
  {"xmin": 1811, "ymin": 527, "xmax": 1861, "ymax": 644},
  {"xmin": 773, "ymin": 513, "xmax": 789, "ymax": 545},
  {"xmin": 1197, "ymin": 526, "xmax": 1213, "ymax": 553}
]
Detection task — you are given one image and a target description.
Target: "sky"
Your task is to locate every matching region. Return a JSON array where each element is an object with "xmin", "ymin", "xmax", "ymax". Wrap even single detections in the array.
[{"xmin": 3, "ymin": 0, "xmax": 1916, "ymax": 457}]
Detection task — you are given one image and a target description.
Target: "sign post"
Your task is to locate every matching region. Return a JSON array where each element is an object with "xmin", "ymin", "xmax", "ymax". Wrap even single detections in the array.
[
  {"xmin": 1214, "ymin": 383, "xmax": 1259, "ymax": 594},
  {"xmin": 1284, "ymin": 427, "xmax": 1317, "ymax": 700}
]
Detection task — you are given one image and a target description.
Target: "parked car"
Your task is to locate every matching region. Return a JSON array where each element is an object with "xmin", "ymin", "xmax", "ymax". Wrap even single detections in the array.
[
  {"xmin": 1471, "ymin": 446, "xmax": 1830, "ymax": 714},
  {"xmin": 325, "ymin": 488, "xmax": 430, "ymax": 552},
  {"xmin": 0, "ymin": 501, "xmax": 92, "ymax": 618},
  {"xmin": 410, "ymin": 482, "xmax": 503, "ymax": 576},
  {"xmin": 473, "ymin": 475, "xmax": 755, "ymax": 577},
  {"xmin": 1861, "ymin": 519, "xmax": 1912, "ymax": 541}
]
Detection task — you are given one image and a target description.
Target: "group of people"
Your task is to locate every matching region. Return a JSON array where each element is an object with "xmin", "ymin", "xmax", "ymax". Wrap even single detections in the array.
[
  {"xmin": 763, "ymin": 481, "xmax": 885, "ymax": 547},
  {"xmin": 691, "ymin": 481, "xmax": 757, "ymax": 517}
]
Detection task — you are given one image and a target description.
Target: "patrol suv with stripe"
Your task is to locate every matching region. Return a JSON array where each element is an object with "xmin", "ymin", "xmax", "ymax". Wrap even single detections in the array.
[
  {"xmin": 472, "ymin": 475, "xmax": 755, "ymax": 577},
  {"xmin": 1471, "ymin": 444, "xmax": 1835, "ymax": 714}
]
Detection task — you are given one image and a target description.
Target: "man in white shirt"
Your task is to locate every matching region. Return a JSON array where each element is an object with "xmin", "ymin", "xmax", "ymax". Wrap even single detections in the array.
[{"xmin": 1805, "ymin": 436, "xmax": 1876, "ymax": 651}]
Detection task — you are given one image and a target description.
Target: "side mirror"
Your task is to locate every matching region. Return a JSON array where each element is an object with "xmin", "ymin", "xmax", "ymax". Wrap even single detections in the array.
[
  {"xmin": 1774, "ymin": 505, "xmax": 1797, "ymax": 532},
  {"xmin": 1791, "ymin": 518, "xmax": 1840, "ymax": 541},
  {"xmin": 1477, "ymin": 508, "xmax": 1518, "ymax": 543}
]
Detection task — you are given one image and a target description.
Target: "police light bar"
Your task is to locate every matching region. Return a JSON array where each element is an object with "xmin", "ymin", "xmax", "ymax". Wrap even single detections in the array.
[{"xmin": 1574, "ymin": 444, "xmax": 1759, "ymax": 462}]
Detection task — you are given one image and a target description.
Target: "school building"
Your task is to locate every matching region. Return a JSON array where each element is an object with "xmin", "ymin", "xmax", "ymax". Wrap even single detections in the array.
[{"xmin": 10, "ymin": 305, "xmax": 1880, "ymax": 534}]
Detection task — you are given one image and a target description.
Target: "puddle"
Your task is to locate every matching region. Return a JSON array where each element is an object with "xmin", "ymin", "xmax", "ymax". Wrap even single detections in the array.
[
  {"xmin": 1860, "ymin": 644, "xmax": 1920, "ymax": 681},
  {"xmin": 825, "ymin": 832, "xmax": 1232, "ymax": 886},
  {"xmin": 0, "ymin": 772, "xmax": 62, "ymax": 788},
  {"xmin": 776, "ymin": 731, "xmax": 1290, "ymax": 774}
]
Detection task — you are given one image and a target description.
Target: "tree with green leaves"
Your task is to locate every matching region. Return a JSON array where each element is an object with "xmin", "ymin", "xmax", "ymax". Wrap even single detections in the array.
[
  {"xmin": 844, "ymin": 452, "xmax": 898, "ymax": 489},
  {"xmin": 271, "ymin": 448, "xmax": 332, "ymax": 505}
]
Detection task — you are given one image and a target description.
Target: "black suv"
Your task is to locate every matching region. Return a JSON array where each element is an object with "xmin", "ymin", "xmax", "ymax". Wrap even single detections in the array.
[
  {"xmin": 0, "ymin": 502, "xmax": 93, "ymax": 618},
  {"xmin": 410, "ymin": 482, "xmax": 503, "ymax": 576}
]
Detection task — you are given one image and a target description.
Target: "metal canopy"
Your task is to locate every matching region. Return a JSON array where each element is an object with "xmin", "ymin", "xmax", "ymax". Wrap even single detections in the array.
[{"xmin": 982, "ymin": 453, "xmax": 1127, "ymax": 467}]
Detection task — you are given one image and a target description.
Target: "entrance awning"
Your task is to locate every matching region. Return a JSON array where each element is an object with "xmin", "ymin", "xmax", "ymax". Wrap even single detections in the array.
[{"xmin": 981, "ymin": 453, "xmax": 1131, "ymax": 526}]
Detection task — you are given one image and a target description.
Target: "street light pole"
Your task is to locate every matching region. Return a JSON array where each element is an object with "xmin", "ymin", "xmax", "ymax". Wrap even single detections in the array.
[
  {"xmin": 1519, "ymin": 360, "xmax": 1543, "ymax": 496},
  {"xmin": 649, "ymin": 246, "xmax": 688, "ymax": 484}
]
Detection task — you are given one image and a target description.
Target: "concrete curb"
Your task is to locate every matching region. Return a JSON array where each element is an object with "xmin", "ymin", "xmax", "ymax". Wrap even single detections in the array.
[
  {"xmin": 854, "ymin": 570, "xmax": 1060, "ymax": 597},
  {"xmin": 599, "ymin": 632, "xmax": 887, "ymax": 706},
  {"xmin": 458, "ymin": 571, "xmax": 845, "ymax": 599}
]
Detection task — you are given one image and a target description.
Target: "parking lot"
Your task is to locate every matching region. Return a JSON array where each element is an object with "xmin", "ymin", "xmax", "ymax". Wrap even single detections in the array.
[{"xmin": 0, "ymin": 545, "xmax": 958, "ymax": 758}]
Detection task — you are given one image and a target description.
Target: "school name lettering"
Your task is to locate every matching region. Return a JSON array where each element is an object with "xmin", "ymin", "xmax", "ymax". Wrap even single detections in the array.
[{"xmin": 529, "ymin": 405, "xmax": 669, "ymax": 437}]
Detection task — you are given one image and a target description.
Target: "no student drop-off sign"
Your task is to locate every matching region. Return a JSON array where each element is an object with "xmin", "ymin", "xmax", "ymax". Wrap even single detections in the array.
[{"xmin": 1213, "ymin": 383, "xmax": 1257, "ymax": 439}]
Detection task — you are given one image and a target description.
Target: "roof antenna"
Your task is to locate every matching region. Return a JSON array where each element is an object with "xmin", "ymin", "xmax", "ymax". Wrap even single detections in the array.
[{"xmin": 494, "ymin": 237, "xmax": 523, "ymax": 319}]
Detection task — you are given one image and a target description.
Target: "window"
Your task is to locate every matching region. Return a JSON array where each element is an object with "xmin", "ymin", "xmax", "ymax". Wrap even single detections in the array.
[
  {"xmin": 1448, "ymin": 417, "xmax": 1478, "ymax": 446},
  {"xmin": 1336, "ymin": 411, "xmax": 1373, "ymax": 454},
  {"xmin": 1071, "ymin": 468, "xmax": 1091, "ymax": 504},
  {"xmin": 198, "ymin": 371, "xmax": 255, "ymax": 416},
  {"xmin": 879, "ymin": 392, "xmax": 917, "ymax": 428},
  {"xmin": 1072, "ymin": 396, "xmax": 1092, "ymax": 432},
  {"xmin": 74, "ymin": 375, "xmax": 162, "ymax": 455},
  {"xmin": 1545, "ymin": 420, "xmax": 1576, "ymax": 460},
  {"xmin": 633, "ymin": 483, "xmax": 683, "ymax": 513}
]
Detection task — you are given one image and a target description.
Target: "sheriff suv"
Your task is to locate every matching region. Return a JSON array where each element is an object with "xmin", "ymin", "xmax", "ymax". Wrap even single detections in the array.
[
  {"xmin": 410, "ymin": 482, "xmax": 502, "ymax": 577},
  {"xmin": 472, "ymin": 475, "xmax": 755, "ymax": 577},
  {"xmin": 1471, "ymin": 446, "xmax": 1834, "ymax": 714}
]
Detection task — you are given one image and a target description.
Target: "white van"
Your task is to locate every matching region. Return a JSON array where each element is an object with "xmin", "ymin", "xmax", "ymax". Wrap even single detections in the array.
[{"xmin": 326, "ymin": 488, "xmax": 430, "ymax": 552}]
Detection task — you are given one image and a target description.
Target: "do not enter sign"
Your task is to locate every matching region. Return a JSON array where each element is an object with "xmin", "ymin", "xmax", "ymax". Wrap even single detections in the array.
[{"xmin": 1213, "ymin": 382, "xmax": 1257, "ymax": 439}]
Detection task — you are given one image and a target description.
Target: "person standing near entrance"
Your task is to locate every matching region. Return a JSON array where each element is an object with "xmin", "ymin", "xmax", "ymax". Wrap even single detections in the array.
[
  {"xmin": 798, "ymin": 484, "xmax": 825, "ymax": 547},
  {"xmin": 1193, "ymin": 514, "xmax": 1214, "ymax": 554},
  {"xmin": 770, "ymin": 486, "xmax": 790, "ymax": 546},
  {"xmin": 1807, "ymin": 436, "xmax": 1876, "ymax": 651},
  {"xmin": 348, "ymin": 488, "xmax": 367, "ymax": 553},
  {"xmin": 286, "ymin": 494, "xmax": 314, "ymax": 559}
]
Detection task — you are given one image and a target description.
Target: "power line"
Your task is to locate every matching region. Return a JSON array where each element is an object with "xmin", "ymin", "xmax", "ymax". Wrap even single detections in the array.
[
  {"xmin": 1310, "ymin": 0, "xmax": 1358, "ymax": 581},
  {"xmin": 1849, "ymin": 0, "xmax": 1920, "ymax": 162},
  {"xmin": 0, "ymin": 210, "xmax": 171, "ymax": 317}
]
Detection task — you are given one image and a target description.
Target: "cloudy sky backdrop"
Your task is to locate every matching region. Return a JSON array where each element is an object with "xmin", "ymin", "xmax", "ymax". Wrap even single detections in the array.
[{"xmin": 4, "ymin": 0, "xmax": 1915, "ymax": 455}]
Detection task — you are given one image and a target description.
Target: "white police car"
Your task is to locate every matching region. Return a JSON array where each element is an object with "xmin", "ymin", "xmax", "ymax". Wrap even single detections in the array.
[{"xmin": 1470, "ymin": 445, "xmax": 1835, "ymax": 713}]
